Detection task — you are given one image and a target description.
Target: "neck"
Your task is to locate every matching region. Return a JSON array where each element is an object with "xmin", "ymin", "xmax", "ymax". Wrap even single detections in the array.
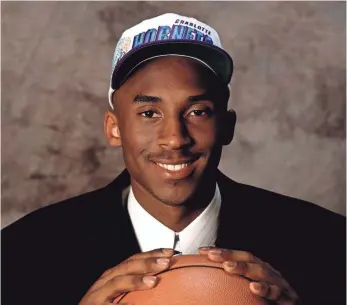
[{"xmin": 130, "ymin": 179, "xmax": 216, "ymax": 232}]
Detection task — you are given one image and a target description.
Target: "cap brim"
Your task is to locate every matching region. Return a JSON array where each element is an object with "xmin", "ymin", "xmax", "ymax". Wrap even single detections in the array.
[{"xmin": 111, "ymin": 40, "xmax": 233, "ymax": 90}]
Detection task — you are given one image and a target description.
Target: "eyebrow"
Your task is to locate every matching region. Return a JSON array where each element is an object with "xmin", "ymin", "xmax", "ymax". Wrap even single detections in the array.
[
  {"xmin": 133, "ymin": 92, "xmax": 215, "ymax": 104},
  {"xmin": 133, "ymin": 95, "xmax": 162, "ymax": 103}
]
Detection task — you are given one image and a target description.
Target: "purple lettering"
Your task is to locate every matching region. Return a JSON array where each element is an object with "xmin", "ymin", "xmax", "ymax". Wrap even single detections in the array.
[
  {"xmin": 132, "ymin": 32, "xmax": 145, "ymax": 48},
  {"xmin": 185, "ymin": 27, "xmax": 194, "ymax": 40},
  {"xmin": 170, "ymin": 25, "xmax": 186, "ymax": 40},
  {"xmin": 203, "ymin": 35, "xmax": 213, "ymax": 44},
  {"xmin": 157, "ymin": 26, "xmax": 170, "ymax": 41},
  {"xmin": 144, "ymin": 29, "xmax": 157, "ymax": 43},
  {"xmin": 195, "ymin": 30, "xmax": 204, "ymax": 41}
]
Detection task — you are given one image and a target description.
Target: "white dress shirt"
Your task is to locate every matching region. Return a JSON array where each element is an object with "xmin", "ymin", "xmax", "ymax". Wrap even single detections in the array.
[{"xmin": 127, "ymin": 184, "xmax": 221, "ymax": 255}]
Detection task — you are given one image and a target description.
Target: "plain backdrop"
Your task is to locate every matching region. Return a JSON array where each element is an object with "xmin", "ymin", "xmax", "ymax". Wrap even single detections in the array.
[{"xmin": 1, "ymin": 1, "xmax": 346, "ymax": 228}]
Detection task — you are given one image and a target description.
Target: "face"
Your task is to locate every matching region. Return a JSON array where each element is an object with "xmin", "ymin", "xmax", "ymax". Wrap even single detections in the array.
[{"xmin": 105, "ymin": 56, "xmax": 235, "ymax": 206}]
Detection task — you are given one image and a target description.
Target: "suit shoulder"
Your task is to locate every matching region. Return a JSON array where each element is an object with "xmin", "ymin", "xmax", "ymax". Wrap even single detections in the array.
[
  {"xmin": 246, "ymin": 180, "xmax": 341, "ymax": 210},
  {"xmin": 219, "ymin": 172, "xmax": 345, "ymax": 227},
  {"xmin": 1, "ymin": 184, "xmax": 111, "ymax": 240},
  {"xmin": 246, "ymin": 181, "xmax": 343, "ymax": 223}
]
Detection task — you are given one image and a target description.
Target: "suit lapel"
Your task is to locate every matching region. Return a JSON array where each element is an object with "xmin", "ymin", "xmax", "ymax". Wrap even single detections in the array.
[
  {"xmin": 91, "ymin": 170, "xmax": 141, "ymax": 269},
  {"xmin": 215, "ymin": 171, "xmax": 254, "ymax": 251}
]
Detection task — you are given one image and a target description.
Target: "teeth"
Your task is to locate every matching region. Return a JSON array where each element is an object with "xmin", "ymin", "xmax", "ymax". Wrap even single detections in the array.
[{"xmin": 156, "ymin": 163, "xmax": 189, "ymax": 171}]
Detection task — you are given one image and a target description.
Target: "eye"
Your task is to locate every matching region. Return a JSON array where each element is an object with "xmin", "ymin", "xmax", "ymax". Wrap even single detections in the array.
[
  {"xmin": 140, "ymin": 110, "xmax": 161, "ymax": 118},
  {"xmin": 188, "ymin": 109, "xmax": 212, "ymax": 117}
]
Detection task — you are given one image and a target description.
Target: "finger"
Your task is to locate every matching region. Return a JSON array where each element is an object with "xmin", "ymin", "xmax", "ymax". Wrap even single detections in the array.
[
  {"xmin": 110, "ymin": 256, "xmax": 171, "ymax": 277},
  {"xmin": 96, "ymin": 256, "xmax": 170, "ymax": 289},
  {"xmin": 198, "ymin": 247, "xmax": 261, "ymax": 263},
  {"xmin": 250, "ymin": 282, "xmax": 281, "ymax": 300},
  {"xmin": 223, "ymin": 261, "xmax": 250, "ymax": 278},
  {"xmin": 102, "ymin": 248, "xmax": 174, "ymax": 279},
  {"xmin": 126, "ymin": 248, "xmax": 175, "ymax": 261},
  {"xmin": 250, "ymin": 282, "xmax": 298, "ymax": 305},
  {"xmin": 223, "ymin": 261, "xmax": 280, "ymax": 284},
  {"xmin": 94, "ymin": 274, "xmax": 159, "ymax": 303}
]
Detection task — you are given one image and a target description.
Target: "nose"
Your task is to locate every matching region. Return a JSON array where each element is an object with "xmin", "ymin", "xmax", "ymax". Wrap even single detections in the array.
[{"xmin": 158, "ymin": 116, "xmax": 192, "ymax": 150}]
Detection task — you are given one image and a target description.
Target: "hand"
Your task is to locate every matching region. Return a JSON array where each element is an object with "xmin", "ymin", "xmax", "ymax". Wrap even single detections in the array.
[
  {"xmin": 79, "ymin": 248, "xmax": 174, "ymax": 305},
  {"xmin": 199, "ymin": 247, "xmax": 300, "ymax": 305}
]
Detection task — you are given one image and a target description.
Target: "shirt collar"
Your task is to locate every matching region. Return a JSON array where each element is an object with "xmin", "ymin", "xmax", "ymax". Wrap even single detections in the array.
[{"xmin": 127, "ymin": 184, "xmax": 221, "ymax": 254}]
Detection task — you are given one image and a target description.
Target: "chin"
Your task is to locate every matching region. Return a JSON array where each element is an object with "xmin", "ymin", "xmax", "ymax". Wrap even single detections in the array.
[{"xmin": 149, "ymin": 180, "xmax": 200, "ymax": 206}]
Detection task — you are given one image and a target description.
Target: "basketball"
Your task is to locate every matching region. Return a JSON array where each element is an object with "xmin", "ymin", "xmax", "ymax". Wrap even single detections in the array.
[{"xmin": 113, "ymin": 254, "xmax": 268, "ymax": 305}]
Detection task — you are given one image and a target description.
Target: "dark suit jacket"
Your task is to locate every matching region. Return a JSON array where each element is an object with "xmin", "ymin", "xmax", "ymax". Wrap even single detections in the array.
[{"xmin": 1, "ymin": 170, "xmax": 345, "ymax": 305}]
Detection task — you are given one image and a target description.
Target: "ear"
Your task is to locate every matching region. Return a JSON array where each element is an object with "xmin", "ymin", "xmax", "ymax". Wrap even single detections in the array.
[
  {"xmin": 104, "ymin": 110, "xmax": 122, "ymax": 147},
  {"xmin": 220, "ymin": 109, "xmax": 236, "ymax": 146}
]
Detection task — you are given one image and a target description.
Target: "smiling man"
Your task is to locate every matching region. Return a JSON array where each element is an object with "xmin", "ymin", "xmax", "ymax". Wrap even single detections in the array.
[
  {"xmin": 2, "ymin": 13, "xmax": 345, "ymax": 305},
  {"xmin": 106, "ymin": 55, "xmax": 233, "ymax": 236}
]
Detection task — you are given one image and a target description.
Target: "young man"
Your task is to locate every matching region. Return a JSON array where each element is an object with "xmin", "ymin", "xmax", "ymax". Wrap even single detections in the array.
[{"xmin": 2, "ymin": 13, "xmax": 345, "ymax": 305}]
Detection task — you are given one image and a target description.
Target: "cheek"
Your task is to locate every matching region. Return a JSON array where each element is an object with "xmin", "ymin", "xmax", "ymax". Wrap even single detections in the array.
[
  {"xmin": 188, "ymin": 120, "xmax": 219, "ymax": 148},
  {"xmin": 121, "ymin": 118, "xmax": 157, "ymax": 155}
]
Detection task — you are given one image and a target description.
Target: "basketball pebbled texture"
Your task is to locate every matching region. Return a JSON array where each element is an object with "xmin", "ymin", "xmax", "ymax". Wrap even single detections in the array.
[{"xmin": 113, "ymin": 254, "xmax": 268, "ymax": 305}]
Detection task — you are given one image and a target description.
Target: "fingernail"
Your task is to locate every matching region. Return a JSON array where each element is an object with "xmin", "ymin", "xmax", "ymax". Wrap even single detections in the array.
[
  {"xmin": 161, "ymin": 248, "xmax": 173, "ymax": 255},
  {"xmin": 157, "ymin": 258, "xmax": 170, "ymax": 266},
  {"xmin": 252, "ymin": 282, "xmax": 263, "ymax": 291},
  {"xmin": 199, "ymin": 246, "xmax": 213, "ymax": 251},
  {"xmin": 143, "ymin": 275, "xmax": 157, "ymax": 286},
  {"xmin": 223, "ymin": 261, "xmax": 237, "ymax": 269},
  {"xmin": 209, "ymin": 248, "xmax": 222, "ymax": 255}
]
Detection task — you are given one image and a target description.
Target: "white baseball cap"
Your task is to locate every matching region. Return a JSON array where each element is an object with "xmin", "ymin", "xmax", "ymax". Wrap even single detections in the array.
[{"xmin": 108, "ymin": 13, "xmax": 233, "ymax": 108}]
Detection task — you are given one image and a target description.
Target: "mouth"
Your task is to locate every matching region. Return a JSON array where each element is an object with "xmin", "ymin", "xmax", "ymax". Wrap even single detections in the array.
[
  {"xmin": 155, "ymin": 162, "xmax": 191, "ymax": 172},
  {"xmin": 151, "ymin": 157, "xmax": 200, "ymax": 179}
]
